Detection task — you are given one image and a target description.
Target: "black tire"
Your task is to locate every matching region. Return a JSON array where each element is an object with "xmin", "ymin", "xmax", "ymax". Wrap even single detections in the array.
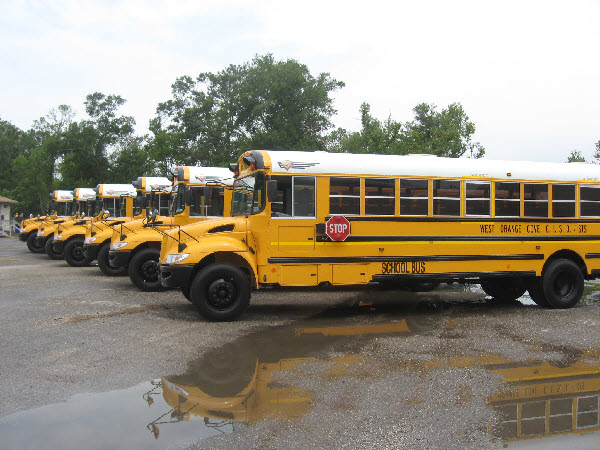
[
  {"xmin": 128, "ymin": 248, "xmax": 163, "ymax": 291},
  {"xmin": 64, "ymin": 238, "xmax": 94, "ymax": 267},
  {"xmin": 98, "ymin": 243, "xmax": 128, "ymax": 276},
  {"xmin": 541, "ymin": 258, "xmax": 584, "ymax": 308},
  {"xmin": 526, "ymin": 277, "xmax": 549, "ymax": 306},
  {"xmin": 190, "ymin": 263, "xmax": 250, "ymax": 321},
  {"xmin": 26, "ymin": 232, "xmax": 44, "ymax": 253},
  {"xmin": 45, "ymin": 236, "xmax": 63, "ymax": 260},
  {"xmin": 481, "ymin": 278, "xmax": 526, "ymax": 302}
]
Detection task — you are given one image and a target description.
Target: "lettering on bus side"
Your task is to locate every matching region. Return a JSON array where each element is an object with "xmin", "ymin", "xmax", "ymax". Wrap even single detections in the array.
[
  {"xmin": 381, "ymin": 261, "xmax": 426, "ymax": 275},
  {"xmin": 479, "ymin": 223, "xmax": 590, "ymax": 235}
]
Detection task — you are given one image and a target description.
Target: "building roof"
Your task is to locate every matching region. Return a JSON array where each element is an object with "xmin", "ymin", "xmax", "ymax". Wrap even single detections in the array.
[{"xmin": 0, "ymin": 196, "xmax": 18, "ymax": 204}]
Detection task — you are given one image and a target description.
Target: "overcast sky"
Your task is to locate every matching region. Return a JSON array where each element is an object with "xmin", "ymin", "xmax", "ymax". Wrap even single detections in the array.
[{"xmin": 1, "ymin": 0, "xmax": 598, "ymax": 162}]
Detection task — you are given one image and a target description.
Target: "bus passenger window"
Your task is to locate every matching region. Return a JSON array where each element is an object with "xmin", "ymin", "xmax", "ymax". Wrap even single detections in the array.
[
  {"xmin": 329, "ymin": 177, "xmax": 360, "ymax": 215},
  {"xmin": 465, "ymin": 181, "xmax": 491, "ymax": 216},
  {"xmin": 271, "ymin": 176, "xmax": 292, "ymax": 217},
  {"xmin": 580, "ymin": 185, "xmax": 600, "ymax": 217},
  {"xmin": 433, "ymin": 180, "xmax": 460, "ymax": 216},
  {"xmin": 495, "ymin": 182, "xmax": 520, "ymax": 217},
  {"xmin": 400, "ymin": 179, "xmax": 428, "ymax": 216},
  {"xmin": 524, "ymin": 183, "xmax": 548, "ymax": 217},
  {"xmin": 552, "ymin": 184, "xmax": 575, "ymax": 217},
  {"xmin": 365, "ymin": 178, "xmax": 395, "ymax": 215},
  {"xmin": 293, "ymin": 177, "xmax": 316, "ymax": 217}
]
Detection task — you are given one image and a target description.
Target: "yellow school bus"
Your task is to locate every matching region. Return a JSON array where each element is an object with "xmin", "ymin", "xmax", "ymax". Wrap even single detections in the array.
[
  {"xmin": 159, "ymin": 150, "xmax": 600, "ymax": 321},
  {"xmin": 108, "ymin": 167, "xmax": 232, "ymax": 291}
]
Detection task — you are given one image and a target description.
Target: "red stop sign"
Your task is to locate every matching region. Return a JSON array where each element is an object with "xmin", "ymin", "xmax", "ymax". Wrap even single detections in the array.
[{"xmin": 326, "ymin": 215, "xmax": 351, "ymax": 241}]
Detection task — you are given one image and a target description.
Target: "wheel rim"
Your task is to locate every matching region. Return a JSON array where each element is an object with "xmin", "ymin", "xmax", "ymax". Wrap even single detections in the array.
[
  {"xmin": 72, "ymin": 245, "xmax": 84, "ymax": 261},
  {"xmin": 553, "ymin": 271, "xmax": 575, "ymax": 298},
  {"xmin": 140, "ymin": 260, "xmax": 159, "ymax": 282},
  {"xmin": 206, "ymin": 277, "xmax": 237, "ymax": 310}
]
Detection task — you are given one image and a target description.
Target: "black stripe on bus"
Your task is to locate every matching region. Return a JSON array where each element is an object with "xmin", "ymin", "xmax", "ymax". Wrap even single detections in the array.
[
  {"xmin": 325, "ymin": 216, "xmax": 600, "ymax": 223},
  {"xmin": 371, "ymin": 271, "xmax": 536, "ymax": 281},
  {"xmin": 268, "ymin": 254, "xmax": 544, "ymax": 264},
  {"xmin": 316, "ymin": 235, "xmax": 600, "ymax": 242},
  {"xmin": 586, "ymin": 253, "xmax": 600, "ymax": 258}
]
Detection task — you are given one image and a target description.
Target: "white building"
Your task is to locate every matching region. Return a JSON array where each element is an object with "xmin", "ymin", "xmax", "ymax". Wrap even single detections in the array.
[{"xmin": 0, "ymin": 195, "xmax": 18, "ymax": 237}]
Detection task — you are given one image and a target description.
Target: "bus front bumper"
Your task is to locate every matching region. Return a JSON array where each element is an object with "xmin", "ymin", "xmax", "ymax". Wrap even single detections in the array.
[
  {"xmin": 160, "ymin": 264, "xmax": 194, "ymax": 289},
  {"xmin": 19, "ymin": 233, "xmax": 28, "ymax": 242},
  {"xmin": 83, "ymin": 244, "xmax": 99, "ymax": 260},
  {"xmin": 109, "ymin": 250, "xmax": 132, "ymax": 268},
  {"xmin": 53, "ymin": 240, "xmax": 66, "ymax": 253}
]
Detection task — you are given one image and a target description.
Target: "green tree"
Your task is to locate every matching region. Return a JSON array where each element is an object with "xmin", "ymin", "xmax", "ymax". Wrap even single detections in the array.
[
  {"xmin": 108, "ymin": 136, "xmax": 157, "ymax": 183},
  {"xmin": 0, "ymin": 118, "xmax": 36, "ymax": 195},
  {"xmin": 567, "ymin": 150, "xmax": 587, "ymax": 162}
]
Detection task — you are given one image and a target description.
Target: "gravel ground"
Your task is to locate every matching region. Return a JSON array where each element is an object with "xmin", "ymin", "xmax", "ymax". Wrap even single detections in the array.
[{"xmin": 1, "ymin": 236, "xmax": 599, "ymax": 449}]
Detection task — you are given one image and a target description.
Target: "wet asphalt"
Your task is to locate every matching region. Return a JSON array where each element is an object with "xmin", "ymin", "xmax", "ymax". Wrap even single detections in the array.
[{"xmin": 1, "ymin": 237, "xmax": 600, "ymax": 449}]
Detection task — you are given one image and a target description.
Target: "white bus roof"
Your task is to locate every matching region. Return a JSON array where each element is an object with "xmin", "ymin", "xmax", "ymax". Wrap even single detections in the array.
[
  {"xmin": 259, "ymin": 150, "xmax": 600, "ymax": 182},
  {"xmin": 181, "ymin": 166, "xmax": 234, "ymax": 185},
  {"xmin": 50, "ymin": 190, "xmax": 74, "ymax": 201},
  {"xmin": 73, "ymin": 188, "xmax": 96, "ymax": 200},
  {"xmin": 94, "ymin": 184, "xmax": 137, "ymax": 198},
  {"xmin": 132, "ymin": 177, "xmax": 172, "ymax": 193}
]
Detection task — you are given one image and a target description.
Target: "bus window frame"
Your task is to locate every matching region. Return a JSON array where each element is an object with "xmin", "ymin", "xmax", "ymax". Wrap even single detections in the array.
[
  {"xmin": 399, "ymin": 178, "xmax": 429, "ymax": 217},
  {"xmin": 464, "ymin": 180, "xmax": 491, "ymax": 217},
  {"xmin": 364, "ymin": 177, "xmax": 395, "ymax": 216},
  {"xmin": 551, "ymin": 183, "xmax": 576, "ymax": 218},
  {"xmin": 579, "ymin": 184, "xmax": 600, "ymax": 218},
  {"xmin": 328, "ymin": 176, "xmax": 361, "ymax": 216},
  {"xmin": 432, "ymin": 179, "xmax": 461, "ymax": 217},
  {"xmin": 494, "ymin": 181, "xmax": 521, "ymax": 218},
  {"xmin": 523, "ymin": 182, "xmax": 549, "ymax": 218}
]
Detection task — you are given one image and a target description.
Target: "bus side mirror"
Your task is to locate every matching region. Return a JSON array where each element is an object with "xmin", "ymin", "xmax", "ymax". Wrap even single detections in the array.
[
  {"xmin": 102, "ymin": 210, "xmax": 110, "ymax": 219},
  {"xmin": 184, "ymin": 189, "xmax": 193, "ymax": 205},
  {"xmin": 267, "ymin": 180, "xmax": 278, "ymax": 203}
]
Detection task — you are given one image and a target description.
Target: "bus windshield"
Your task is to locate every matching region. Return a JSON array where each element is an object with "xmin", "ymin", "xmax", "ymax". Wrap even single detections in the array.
[
  {"xmin": 232, "ymin": 172, "xmax": 266, "ymax": 216},
  {"xmin": 54, "ymin": 201, "xmax": 71, "ymax": 216}
]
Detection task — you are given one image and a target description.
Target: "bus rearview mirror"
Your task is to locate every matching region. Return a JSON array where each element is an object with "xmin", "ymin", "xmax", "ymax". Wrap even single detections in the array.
[{"xmin": 267, "ymin": 180, "xmax": 278, "ymax": 203}]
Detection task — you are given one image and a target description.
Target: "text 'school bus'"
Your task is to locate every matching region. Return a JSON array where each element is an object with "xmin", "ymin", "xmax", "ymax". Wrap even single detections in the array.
[
  {"xmin": 82, "ymin": 183, "xmax": 140, "ymax": 275},
  {"xmin": 159, "ymin": 150, "xmax": 600, "ymax": 321},
  {"xmin": 109, "ymin": 167, "xmax": 233, "ymax": 292},
  {"xmin": 19, "ymin": 190, "xmax": 74, "ymax": 254},
  {"xmin": 45, "ymin": 188, "xmax": 98, "ymax": 264}
]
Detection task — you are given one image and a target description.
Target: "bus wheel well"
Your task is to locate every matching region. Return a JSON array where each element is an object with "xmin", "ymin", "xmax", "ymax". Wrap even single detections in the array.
[
  {"xmin": 195, "ymin": 252, "xmax": 256, "ymax": 288},
  {"xmin": 544, "ymin": 250, "xmax": 587, "ymax": 277}
]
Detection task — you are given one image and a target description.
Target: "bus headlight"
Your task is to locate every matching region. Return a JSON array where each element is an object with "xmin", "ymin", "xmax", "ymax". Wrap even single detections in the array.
[
  {"xmin": 165, "ymin": 253, "xmax": 190, "ymax": 264},
  {"xmin": 54, "ymin": 234, "xmax": 62, "ymax": 241},
  {"xmin": 37, "ymin": 231, "xmax": 45, "ymax": 236},
  {"xmin": 84, "ymin": 237, "xmax": 97, "ymax": 244},
  {"xmin": 111, "ymin": 242, "xmax": 128, "ymax": 250}
]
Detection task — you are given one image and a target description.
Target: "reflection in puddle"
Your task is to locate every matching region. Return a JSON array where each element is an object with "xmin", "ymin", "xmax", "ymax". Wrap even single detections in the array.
[{"xmin": 1, "ymin": 295, "xmax": 599, "ymax": 448}]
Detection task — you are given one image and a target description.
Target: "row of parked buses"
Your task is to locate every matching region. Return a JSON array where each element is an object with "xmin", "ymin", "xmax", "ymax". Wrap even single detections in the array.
[{"xmin": 17, "ymin": 150, "xmax": 600, "ymax": 321}]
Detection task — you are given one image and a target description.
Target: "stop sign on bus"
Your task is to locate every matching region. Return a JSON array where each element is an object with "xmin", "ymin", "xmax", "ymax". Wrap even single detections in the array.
[{"xmin": 326, "ymin": 215, "xmax": 351, "ymax": 241}]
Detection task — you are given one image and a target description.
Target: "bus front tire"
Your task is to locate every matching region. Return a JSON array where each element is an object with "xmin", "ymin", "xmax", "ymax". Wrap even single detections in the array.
[
  {"xmin": 45, "ymin": 237, "xmax": 63, "ymax": 260},
  {"xmin": 128, "ymin": 248, "xmax": 163, "ymax": 291},
  {"xmin": 27, "ymin": 233, "xmax": 44, "ymax": 253},
  {"xmin": 541, "ymin": 259, "xmax": 584, "ymax": 309},
  {"xmin": 481, "ymin": 278, "xmax": 526, "ymax": 302},
  {"xmin": 190, "ymin": 263, "xmax": 250, "ymax": 321},
  {"xmin": 64, "ymin": 238, "xmax": 94, "ymax": 267},
  {"xmin": 98, "ymin": 244, "xmax": 128, "ymax": 276}
]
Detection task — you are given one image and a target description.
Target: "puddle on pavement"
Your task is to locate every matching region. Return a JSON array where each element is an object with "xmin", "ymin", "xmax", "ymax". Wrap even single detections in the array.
[{"xmin": 1, "ymin": 293, "xmax": 599, "ymax": 448}]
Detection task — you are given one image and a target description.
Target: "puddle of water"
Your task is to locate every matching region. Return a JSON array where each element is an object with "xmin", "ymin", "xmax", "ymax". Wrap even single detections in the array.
[{"xmin": 2, "ymin": 294, "xmax": 599, "ymax": 447}]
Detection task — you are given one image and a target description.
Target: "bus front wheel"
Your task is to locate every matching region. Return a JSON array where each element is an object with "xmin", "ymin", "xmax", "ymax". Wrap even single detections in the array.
[
  {"xmin": 45, "ymin": 236, "xmax": 63, "ymax": 260},
  {"xmin": 64, "ymin": 238, "xmax": 94, "ymax": 267},
  {"xmin": 26, "ymin": 233, "xmax": 44, "ymax": 253},
  {"xmin": 98, "ymin": 244, "xmax": 128, "ymax": 276},
  {"xmin": 128, "ymin": 248, "xmax": 163, "ymax": 291},
  {"xmin": 541, "ymin": 259, "xmax": 584, "ymax": 308},
  {"xmin": 190, "ymin": 263, "xmax": 250, "ymax": 321}
]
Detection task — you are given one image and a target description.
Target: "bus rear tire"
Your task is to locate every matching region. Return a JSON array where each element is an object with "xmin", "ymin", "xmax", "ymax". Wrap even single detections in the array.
[
  {"xmin": 190, "ymin": 263, "xmax": 250, "ymax": 321},
  {"xmin": 481, "ymin": 278, "xmax": 526, "ymax": 302},
  {"xmin": 45, "ymin": 237, "xmax": 63, "ymax": 260},
  {"xmin": 526, "ymin": 277, "xmax": 549, "ymax": 306},
  {"xmin": 98, "ymin": 244, "xmax": 128, "ymax": 276},
  {"xmin": 541, "ymin": 259, "xmax": 584, "ymax": 309},
  {"xmin": 128, "ymin": 248, "xmax": 163, "ymax": 291},
  {"xmin": 64, "ymin": 238, "xmax": 94, "ymax": 267},
  {"xmin": 26, "ymin": 233, "xmax": 44, "ymax": 253}
]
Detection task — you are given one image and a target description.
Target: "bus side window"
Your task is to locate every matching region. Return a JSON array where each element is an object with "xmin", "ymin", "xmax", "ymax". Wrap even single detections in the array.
[
  {"xmin": 400, "ymin": 179, "xmax": 428, "ymax": 216},
  {"xmin": 329, "ymin": 177, "xmax": 360, "ymax": 215},
  {"xmin": 293, "ymin": 177, "xmax": 316, "ymax": 217},
  {"xmin": 552, "ymin": 184, "xmax": 575, "ymax": 217},
  {"xmin": 580, "ymin": 185, "xmax": 600, "ymax": 217},
  {"xmin": 271, "ymin": 176, "xmax": 292, "ymax": 217},
  {"xmin": 365, "ymin": 178, "xmax": 395, "ymax": 215},
  {"xmin": 433, "ymin": 180, "xmax": 460, "ymax": 216},
  {"xmin": 465, "ymin": 181, "xmax": 491, "ymax": 216},
  {"xmin": 524, "ymin": 183, "xmax": 548, "ymax": 217},
  {"xmin": 495, "ymin": 182, "xmax": 520, "ymax": 217}
]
